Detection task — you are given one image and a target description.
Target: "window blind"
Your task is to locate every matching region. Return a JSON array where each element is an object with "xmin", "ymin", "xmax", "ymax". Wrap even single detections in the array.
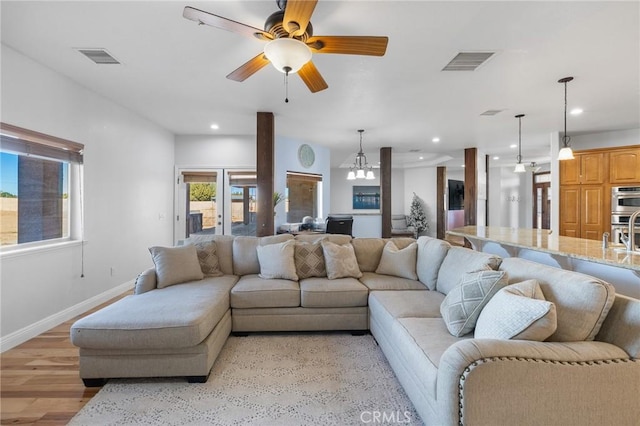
[{"xmin": 0, "ymin": 122, "xmax": 84, "ymax": 164}]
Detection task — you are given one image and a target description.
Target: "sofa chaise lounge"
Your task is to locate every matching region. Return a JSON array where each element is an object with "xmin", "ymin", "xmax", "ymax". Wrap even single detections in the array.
[{"xmin": 70, "ymin": 233, "xmax": 640, "ymax": 425}]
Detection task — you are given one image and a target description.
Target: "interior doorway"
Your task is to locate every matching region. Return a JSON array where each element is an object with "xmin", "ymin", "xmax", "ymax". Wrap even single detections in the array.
[{"xmin": 533, "ymin": 172, "xmax": 551, "ymax": 229}]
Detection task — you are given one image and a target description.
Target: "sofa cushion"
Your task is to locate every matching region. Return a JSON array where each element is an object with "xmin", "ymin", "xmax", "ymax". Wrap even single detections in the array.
[
  {"xmin": 321, "ymin": 240, "xmax": 363, "ymax": 279},
  {"xmin": 369, "ymin": 290, "xmax": 445, "ymax": 324},
  {"xmin": 436, "ymin": 247, "xmax": 501, "ymax": 295},
  {"xmin": 230, "ymin": 274, "xmax": 300, "ymax": 309},
  {"xmin": 475, "ymin": 279, "xmax": 557, "ymax": 341},
  {"xmin": 148, "ymin": 245, "xmax": 204, "ymax": 289},
  {"xmin": 351, "ymin": 238, "xmax": 386, "ymax": 272},
  {"xmin": 300, "ymin": 278, "xmax": 368, "ymax": 308},
  {"xmin": 70, "ymin": 279, "xmax": 235, "ymax": 350},
  {"xmin": 416, "ymin": 236, "xmax": 451, "ymax": 290},
  {"xmin": 499, "ymin": 257, "xmax": 616, "ymax": 342},
  {"xmin": 294, "ymin": 241, "xmax": 327, "ymax": 279},
  {"xmin": 440, "ymin": 270, "xmax": 509, "ymax": 337},
  {"xmin": 359, "ymin": 272, "xmax": 427, "ymax": 291},
  {"xmin": 294, "ymin": 234, "xmax": 352, "ymax": 245},
  {"xmin": 375, "ymin": 241, "xmax": 418, "ymax": 280},
  {"xmin": 183, "ymin": 234, "xmax": 235, "ymax": 275},
  {"xmin": 192, "ymin": 240, "xmax": 224, "ymax": 277},
  {"xmin": 256, "ymin": 240, "xmax": 298, "ymax": 281},
  {"xmin": 233, "ymin": 234, "xmax": 294, "ymax": 276}
]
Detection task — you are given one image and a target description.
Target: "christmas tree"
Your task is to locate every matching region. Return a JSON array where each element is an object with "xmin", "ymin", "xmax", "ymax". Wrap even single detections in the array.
[{"xmin": 408, "ymin": 192, "xmax": 428, "ymax": 236}]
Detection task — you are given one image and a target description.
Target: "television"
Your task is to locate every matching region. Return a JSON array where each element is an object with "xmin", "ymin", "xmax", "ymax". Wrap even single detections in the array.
[{"xmin": 448, "ymin": 179, "xmax": 464, "ymax": 210}]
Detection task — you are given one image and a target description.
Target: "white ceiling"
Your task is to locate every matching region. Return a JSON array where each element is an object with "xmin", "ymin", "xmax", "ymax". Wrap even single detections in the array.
[{"xmin": 1, "ymin": 1, "xmax": 639, "ymax": 169}]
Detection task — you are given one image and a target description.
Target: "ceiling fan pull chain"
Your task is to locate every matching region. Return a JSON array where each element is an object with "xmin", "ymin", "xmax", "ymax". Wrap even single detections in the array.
[{"xmin": 284, "ymin": 66, "xmax": 291, "ymax": 103}]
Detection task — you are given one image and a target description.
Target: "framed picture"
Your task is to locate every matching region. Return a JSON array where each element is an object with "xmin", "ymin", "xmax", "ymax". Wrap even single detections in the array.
[{"xmin": 353, "ymin": 185, "xmax": 380, "ymax": 210}]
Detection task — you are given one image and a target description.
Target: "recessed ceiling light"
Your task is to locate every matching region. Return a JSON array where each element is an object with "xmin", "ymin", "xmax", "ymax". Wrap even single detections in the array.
[
  {"xmin": 210, "ymin": 123, "xmax": 219, "ymax": 130},
  {"xmin": 570, "ymin": 108, "xmax": 583, "ymax": 115},
  {"xmin": 493, "ymin": 156, "xmax": 500, "ymax": 160},
  {"xmin": 510, "ymin": 144, "xmax": 517, "ymax": 149},
  {"xmin": 419, "ymin": 156, "xmax": 424, "ymax": 160},
  {"xmin": 432, "ymin": 137, "xmax": 440, "ymax": 143},
  {"xmin": 461, "ymin": 164, "xmax": 465, "ymax": 168}
]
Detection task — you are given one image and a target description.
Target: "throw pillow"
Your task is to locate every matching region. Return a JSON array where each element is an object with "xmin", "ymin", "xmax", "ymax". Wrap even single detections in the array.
[
  {"xmin": 440, "ymin": 269, "xmax": 509, "ymax": 337},
  {"xmin": 192, "ymin": 240, "xmax": 224, "ymax": 277},
  {"xmin": 321, "ymin": 240, "xmax": 363, "ymax": 279},
  {"xmin": 148, "ymin": 245, "xmax": 204, "ymax": 289},
  {"xmin": 475, "ymin": 279, "xmax": 557, "ymax": 341},
  {"xmin": 294, "ymin": 241, "xmax": 326, "ymax": 279},
  {"xmin": 256, "ymin": 240, "xmax": 298, "ymax": 281},
  {"xmin": 375, "ymin": 241, "xmax": 418, "ymax": 280}
]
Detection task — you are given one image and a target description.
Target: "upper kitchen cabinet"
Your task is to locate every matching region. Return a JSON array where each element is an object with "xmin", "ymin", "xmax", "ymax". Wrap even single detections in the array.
[
  {"xmin": 559, "ymin": 152, "xmax": 606, "ymax": 185},
  {"xmin": 609, "ymin": 147, "xmax": 640, "ymax": 184}
]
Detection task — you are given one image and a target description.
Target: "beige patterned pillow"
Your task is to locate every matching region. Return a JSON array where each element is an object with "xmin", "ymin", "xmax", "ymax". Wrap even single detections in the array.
[
  {"xmin": 192, "ymin": 241, "xmax": 223, "ymax": 277},
  {"xmin": 294, "ymin": 241, "xmax": 326, "ymax": 279},
  {"xmin": 440, "ymin": 269, "xmax": 509, "ymax": 337},
  {"xmin": 149, "ymin": 245, "xmax": 204, "ymax": 289},
  {"xmin": 375, "ymin": 241, "xmax": 418, "ymax": 280},
  {"xmin": 256, "ymin": 240, "xmax": 298, "ymax": 281},
  {"xmin": 321, "ymin": 240, "xmax": 363, "ymax": 279},
  {"xmin": 475, "ymin": 279, "xmax": 557, "ymax": 341}
]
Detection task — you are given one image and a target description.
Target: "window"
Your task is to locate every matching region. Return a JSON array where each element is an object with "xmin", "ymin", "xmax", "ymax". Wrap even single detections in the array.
[{"xmin": 0, "ymin": 123, "xmax": 83, "ymax": 249}]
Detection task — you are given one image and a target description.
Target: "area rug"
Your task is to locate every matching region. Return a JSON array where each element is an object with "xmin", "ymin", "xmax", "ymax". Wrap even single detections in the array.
[{"xmin": 69, "ymin": 333, "xmax": 423, "ymax": 425}]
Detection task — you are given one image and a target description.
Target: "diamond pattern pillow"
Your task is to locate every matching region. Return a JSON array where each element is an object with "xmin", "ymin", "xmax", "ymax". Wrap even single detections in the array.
[
  {"xmin": 294, "ymin": 241, "xmax": 326, "ymax": 279},
  {"xmin": 321, "ymin": 240, "xmax": 363, "ymax": 280},
  {"xmin": 193, "ymin": 241, "xmax": 224, "ymax": 277},
  {"xmin": 440, "ymin": 269, "xmax": 509, "ymax": 337},
  {"xmin": 475, "ymin": 279, "xmax": 557, "ymax": 341}
]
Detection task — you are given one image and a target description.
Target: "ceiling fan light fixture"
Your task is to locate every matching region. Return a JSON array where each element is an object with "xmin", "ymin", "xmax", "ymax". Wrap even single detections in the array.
[{"xmin": 264, "ymin": 38, "xmax": 311, "ymax": 74}]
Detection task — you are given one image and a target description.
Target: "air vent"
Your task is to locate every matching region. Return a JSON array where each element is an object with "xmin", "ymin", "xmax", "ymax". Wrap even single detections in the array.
[
  {"xmin": 75, "ymin": 48, "xmax": 120, "ymax": 64},
  {"xmin": 442, "ymin": 52, "xmax": 495, "ymax": 71},
  {"xmin": 480, "ymin": 109, "xmax": 504, "ymax": 116}
]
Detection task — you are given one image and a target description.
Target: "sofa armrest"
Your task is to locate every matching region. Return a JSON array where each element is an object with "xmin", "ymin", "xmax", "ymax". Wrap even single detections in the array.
[
  {"xmin": 134, "ymin": 268, "xmax": 157, "ymax": 294},
  {"xmin": 437, "ymin": 339, "xmax": 639, "ymax": 426}
]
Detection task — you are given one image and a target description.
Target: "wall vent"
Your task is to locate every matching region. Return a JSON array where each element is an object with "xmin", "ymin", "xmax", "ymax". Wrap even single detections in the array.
[
  {"xmin": 480, "ymin": 109, "xmax": 504, "ymax": 116},
  {"xmin": 75, "ymin": 48, "xmax": 121, "ymax": 64},
  {"xmin": 442, "ymin": 52, "xmax": 495, "ymax": 71}
]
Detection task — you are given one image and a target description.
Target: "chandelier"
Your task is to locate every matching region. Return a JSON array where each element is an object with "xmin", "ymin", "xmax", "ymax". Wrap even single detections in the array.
[{"xmin": 347, "ymin": 129, "xmax": 375, "ymax": 180}]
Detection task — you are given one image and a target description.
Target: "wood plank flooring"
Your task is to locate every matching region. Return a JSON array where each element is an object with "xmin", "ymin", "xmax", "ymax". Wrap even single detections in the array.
[{"xmin": 1, "ymin": 291, "xmax": 131, "ymax": 425}]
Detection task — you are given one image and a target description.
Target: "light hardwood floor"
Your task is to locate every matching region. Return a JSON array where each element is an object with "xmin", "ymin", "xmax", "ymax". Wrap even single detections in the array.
[{"xmin": 1, "ymin": 291, "xmax": 130, "ymax": 425}]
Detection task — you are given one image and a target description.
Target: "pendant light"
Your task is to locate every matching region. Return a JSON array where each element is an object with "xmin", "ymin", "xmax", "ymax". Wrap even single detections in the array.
[
  {"xmin": 347, "ymin": 129, "xmax": 375, "ymax": 180},
  {"xmin": 514, "ymin": 114, "xmax": 526, "ymax": 173},
  {"xmin": 558, "ymin": 76, "xmax": 575, "ymax": 160}
]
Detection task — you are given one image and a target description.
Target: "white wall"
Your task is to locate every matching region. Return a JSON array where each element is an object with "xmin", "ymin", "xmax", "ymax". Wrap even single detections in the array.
[
  {"xmin": 329, "ymin": 167, "xmax": 404, "ymax": 238},
  {"xmin": 404, "ymin": 167, "xmax": 437, "ymax": 237},
  {"xmin": 275, "ymin": 137, "xmax": 331, "ymax": 229},
  {"xmin": 570, "ymin": 128, "xmax": 640, "ymax": 150},
  {"xmin": 488, "ymin": 166, "xmax": 533, "ymax": 228},
  {"xmin": 174, "ymin": 135, "xmax": 256, "ymax": 167},
  {"xmin": 1, "ymin": 45, "xmax": 175, "ymax": 348}
]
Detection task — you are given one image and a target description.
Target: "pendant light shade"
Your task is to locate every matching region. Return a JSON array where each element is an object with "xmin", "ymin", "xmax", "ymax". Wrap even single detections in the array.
[
  {"xmin": 346, "ymin": 129, "xmax": 375, "ymax": 180},
  {"xmin": 558, "ymin": 76, "xmax": 575, "ymax": 161},
  {"xmin": 263, "ymin": 38, "xmax": 312, "ymax": 74},
  {"xmin": 514, "ymin": 114, "xmax": 526, "ymax": 173}
]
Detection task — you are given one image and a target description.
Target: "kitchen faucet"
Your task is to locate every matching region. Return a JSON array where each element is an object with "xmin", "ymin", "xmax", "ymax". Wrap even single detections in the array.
[{"xmin": 621, "ymin": 209, "xmax": 640, "ymax": 252}]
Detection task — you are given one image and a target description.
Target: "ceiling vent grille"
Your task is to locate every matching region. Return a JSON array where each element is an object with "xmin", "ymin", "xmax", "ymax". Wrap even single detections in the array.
[
  {"xmin": 480, "ymin": 109, "xmax": 504, "ymax": 116},
  {"xmin": 442, "ymin": 52, "xmax": 495, "ymax": 71},
  {"xmin": 75, "ymin": 48, "xmax": 121, "ymax": 64}
]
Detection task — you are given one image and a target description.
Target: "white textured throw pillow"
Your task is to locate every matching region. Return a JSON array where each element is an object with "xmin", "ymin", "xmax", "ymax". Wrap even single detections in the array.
[
  {"xmin": 440, "ymin": 269, "xmax": 509, "ymax": 337},
  {"xmin": 375, "ymin": 241, "xmax": 418, "ymax": 280},
  {"xmin": 475, "ymin": 279, "xmax": 557, "ymax": 341},
  {"xmin": 256, "ymin": 240, "xmax": 298, "ymax": 281},
  {"xmin": 149, "ymin": 245, "xmax": 204, "ymax": 289},
  {"xmin": 321, "ymin": 240, "xmax": 363, "ymax": 279}
]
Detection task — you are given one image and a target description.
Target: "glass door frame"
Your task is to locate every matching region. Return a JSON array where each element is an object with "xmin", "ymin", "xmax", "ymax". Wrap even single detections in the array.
[{"xmin": 174, "ymin": 167, "xmax": 223, "ymax": 244}]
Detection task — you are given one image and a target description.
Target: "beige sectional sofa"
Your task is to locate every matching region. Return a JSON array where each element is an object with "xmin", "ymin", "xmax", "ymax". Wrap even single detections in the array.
[{"xmin": 70, "ymin": 234, "xmax": 640, "ymax": 425}]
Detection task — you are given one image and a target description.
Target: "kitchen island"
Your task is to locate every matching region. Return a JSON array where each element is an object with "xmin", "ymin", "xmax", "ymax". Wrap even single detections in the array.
[{"xmin": 448, "ymin": 226, "xmax": 640, "ymax": 299}]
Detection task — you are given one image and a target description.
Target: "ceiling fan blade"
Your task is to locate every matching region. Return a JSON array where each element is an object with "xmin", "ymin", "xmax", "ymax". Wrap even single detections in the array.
[
  {"xmin": 183, "ymin": 6, "xmax": 273, "ymax": 41},
  {"xmin": 226, "ymin": 53, "xmax": 271, "ymax": 82},
  {"xmin": 298, "ymin": 61, "xmax": 328, "ymax": 93},
  {"xmin": 307, "ymin": 36, "xmax": 388, "ymax": 56},
  {"xmin": 283, "ymin": 0, "xmax": 318, "ymax": 36}
]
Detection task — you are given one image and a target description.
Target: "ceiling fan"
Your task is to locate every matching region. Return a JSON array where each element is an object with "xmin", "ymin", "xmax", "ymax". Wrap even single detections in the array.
[{"xmin": 183, "ymin": 0, "xmax": 388, "ymax": 96}]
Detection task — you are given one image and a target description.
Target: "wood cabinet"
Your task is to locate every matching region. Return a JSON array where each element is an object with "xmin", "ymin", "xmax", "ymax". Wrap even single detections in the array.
[
  {"xmin": 559, "ymin": 146, "xmax": 639, "ymax": 241},
  {"xmin": 610, "ymin": 148, "xmax": 640, "ymax": 184}
]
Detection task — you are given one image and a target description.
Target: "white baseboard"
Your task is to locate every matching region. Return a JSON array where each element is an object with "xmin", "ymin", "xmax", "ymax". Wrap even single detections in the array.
[{"xmin": 0, "ymin": 281, "xmax": 134, "ymax": 353}]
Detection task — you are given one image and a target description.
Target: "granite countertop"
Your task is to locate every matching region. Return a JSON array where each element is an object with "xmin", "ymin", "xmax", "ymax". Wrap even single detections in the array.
[{"xmin": 448, "ymin": 226, "xmax": 640, "ymax": 271}]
